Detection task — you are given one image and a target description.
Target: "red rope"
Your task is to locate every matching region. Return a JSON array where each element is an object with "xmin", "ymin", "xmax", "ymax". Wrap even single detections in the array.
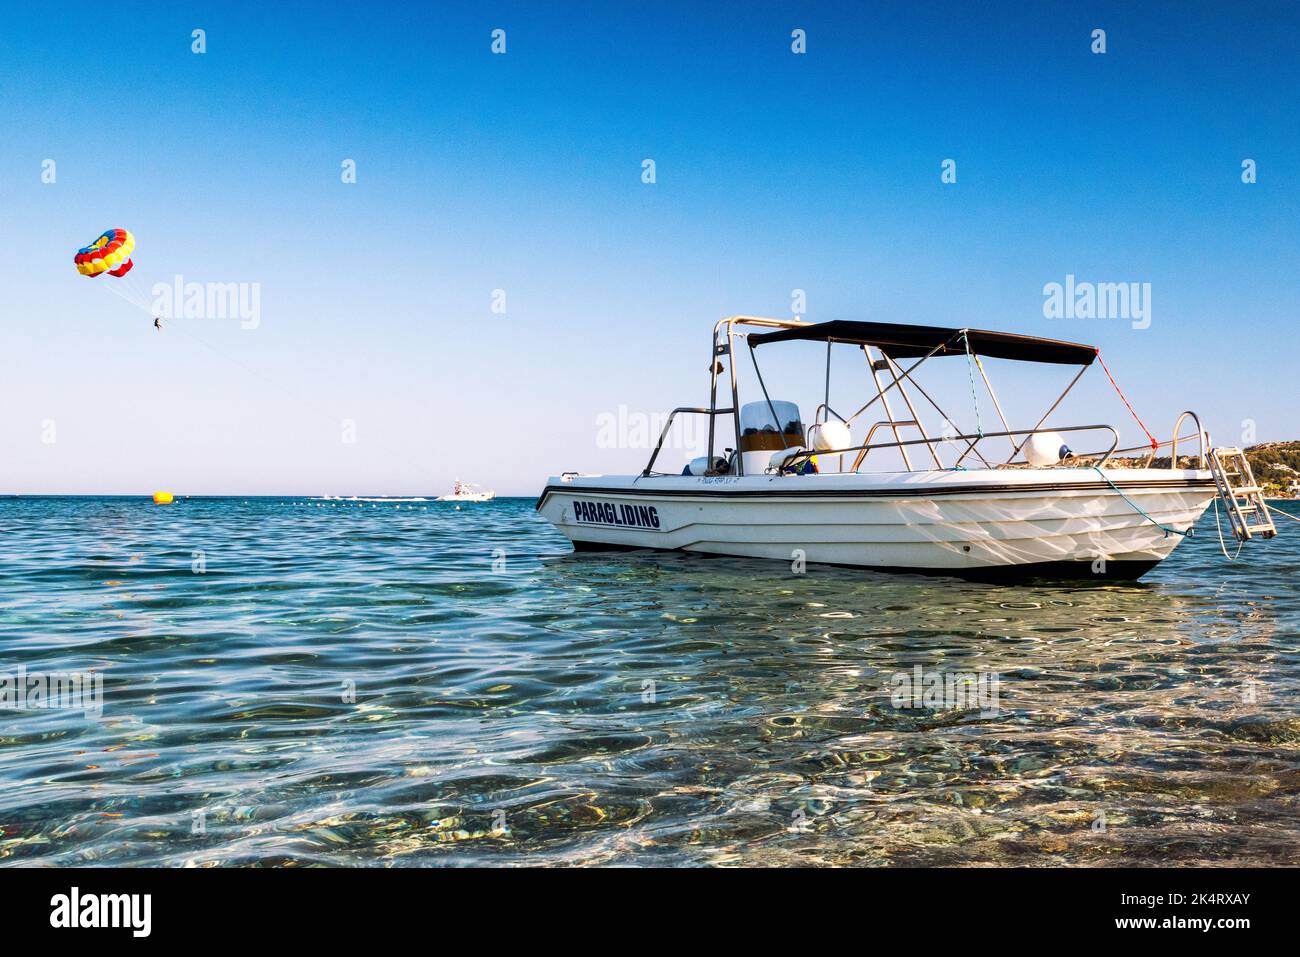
[{"xmin": 1095, "ymin": 349, "xmax": 1158, "ymax": 449}]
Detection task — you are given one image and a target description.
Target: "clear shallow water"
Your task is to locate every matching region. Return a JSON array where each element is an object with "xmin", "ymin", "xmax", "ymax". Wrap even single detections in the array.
[{"xmin": 1, "ymin": 495, "xmax": 1298, "ymax": 867}]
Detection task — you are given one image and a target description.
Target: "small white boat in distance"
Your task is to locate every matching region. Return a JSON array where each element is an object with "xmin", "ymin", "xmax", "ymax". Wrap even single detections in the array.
[
  {"xmin": 537, "ymin": 314, "xmax": 1276, "ymax": 580},
  {"xmin": 438, "ymin": 480, "xmax": 495, "ymax": 502}
]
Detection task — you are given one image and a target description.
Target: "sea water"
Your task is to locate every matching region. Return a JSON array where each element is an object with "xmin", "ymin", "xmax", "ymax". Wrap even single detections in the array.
[{"xmin": 0, "ymin": 495, "xmax": 1297, "ymax": 865}]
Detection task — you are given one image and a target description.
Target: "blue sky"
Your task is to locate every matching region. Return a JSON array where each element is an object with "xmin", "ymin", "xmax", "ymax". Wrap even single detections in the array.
[{"xmin": 2, "ymin": 1, "xmax": 1296, "ymax": 494}]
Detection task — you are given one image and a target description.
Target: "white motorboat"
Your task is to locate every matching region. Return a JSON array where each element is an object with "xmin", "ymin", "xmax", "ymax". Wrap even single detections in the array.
[
  {"xmin": 537, "ymin": 315, "xmax": 1278, "ymax": 580},
  {"xmin": 438, "ymin": 480, "xmax": 495, "ymax": 502}
]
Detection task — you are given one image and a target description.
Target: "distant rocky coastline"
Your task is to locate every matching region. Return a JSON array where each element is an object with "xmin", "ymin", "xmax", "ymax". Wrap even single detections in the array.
[
  {"xmin": 1102, "ymin": 440, "xmax": 1300, "ymax": 499},
  {"xmin": 1244, "ymin": 441, "xmax": 1300, "ymax": 498}
]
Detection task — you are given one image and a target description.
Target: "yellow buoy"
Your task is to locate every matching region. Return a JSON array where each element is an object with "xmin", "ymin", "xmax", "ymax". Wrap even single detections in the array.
[{"xmin": 152, "ymin": 491, "xmax": 174, "ymax": 505}]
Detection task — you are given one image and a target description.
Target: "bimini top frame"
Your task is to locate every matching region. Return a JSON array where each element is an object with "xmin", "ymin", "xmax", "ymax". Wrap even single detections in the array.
[{"xmin": 638, "ymin": 315, "xmax": 1199, "ymax": 478}]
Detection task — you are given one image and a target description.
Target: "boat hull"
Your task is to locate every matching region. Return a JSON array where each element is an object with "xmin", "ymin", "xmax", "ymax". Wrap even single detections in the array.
[{"xmin": 536, "ymin": 468, "xmax": 1217, "ymax": 580}]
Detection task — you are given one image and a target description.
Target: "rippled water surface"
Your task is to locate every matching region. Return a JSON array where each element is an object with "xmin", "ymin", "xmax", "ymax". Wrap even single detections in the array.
[{"xmin": 2, "ymin": 495, "xmax": 1298, "ymax": 866}]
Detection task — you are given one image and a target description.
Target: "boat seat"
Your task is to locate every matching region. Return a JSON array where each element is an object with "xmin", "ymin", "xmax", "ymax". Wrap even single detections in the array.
[{"xmin": 769, "ymin": 447, "xmax": 818, "ymax": 475}]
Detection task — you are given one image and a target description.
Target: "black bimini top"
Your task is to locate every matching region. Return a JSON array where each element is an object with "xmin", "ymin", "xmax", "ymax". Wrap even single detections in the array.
[{"xmin": 748, "ymin": 320, "xmax": 1097, "ymax": 366}]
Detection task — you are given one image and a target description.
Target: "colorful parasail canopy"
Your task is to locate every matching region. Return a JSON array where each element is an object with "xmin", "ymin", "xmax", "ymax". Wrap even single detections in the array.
[{"xmin": 75, "ymin": 228, "xmax": 135, "ymax": 278}]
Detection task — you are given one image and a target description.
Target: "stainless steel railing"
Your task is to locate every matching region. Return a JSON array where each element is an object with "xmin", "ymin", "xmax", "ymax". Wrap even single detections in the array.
[
  {"xmin": 776, "ymin": 423, "xmax": 1121, "ymax": 473},
  {"xmin": 642, "ymin": 407, "xmax": 735, "ymax": 477},
  {"xmin": 1168, "ymin": 411, "xmax": 1209, "ymax": 469},
  {"xmin": 644, "ymin": 413, "xmax": 1215, "ymax": 478}
]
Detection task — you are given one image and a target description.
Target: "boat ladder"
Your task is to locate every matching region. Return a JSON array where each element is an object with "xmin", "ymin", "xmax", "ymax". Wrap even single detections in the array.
[{"xmin": 1208, "ymin": 447, "xmax": 1277, "ymax": 541}]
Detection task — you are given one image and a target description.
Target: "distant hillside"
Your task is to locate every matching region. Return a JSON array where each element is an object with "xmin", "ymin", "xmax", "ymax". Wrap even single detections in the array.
[
  {"xmin": 1083, "ymin": 441, "xmax": 1300, "ymax": 497},
  {"xmin": 1246, "ymin": 441, "xmax": 1300, "ymax": 497}
]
